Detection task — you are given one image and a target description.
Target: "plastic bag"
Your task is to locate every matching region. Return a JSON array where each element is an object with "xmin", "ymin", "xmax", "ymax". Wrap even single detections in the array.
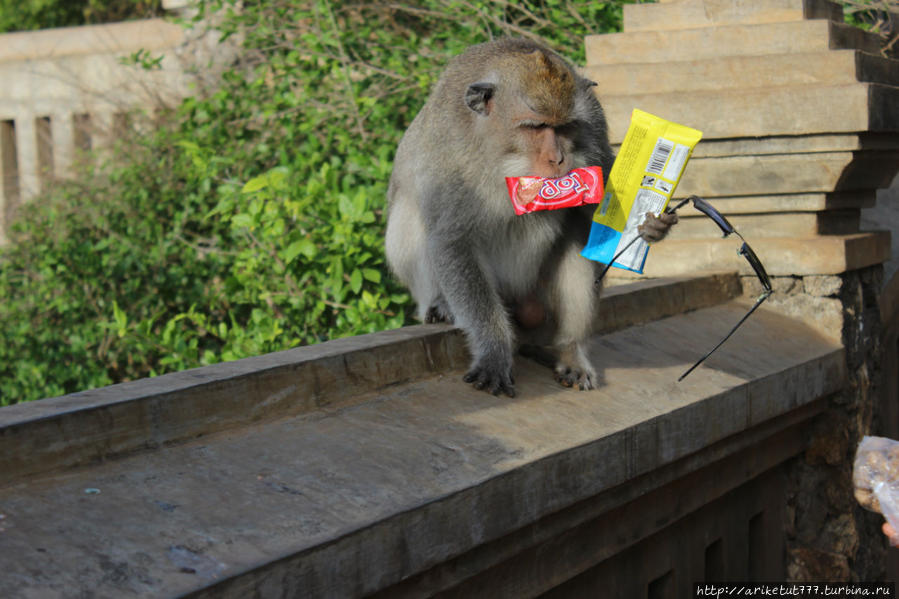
[
  {"xmin": 581, "ymin": 108, "xmax": 702, "ymax": 273},
  {"xmin": 853, "ymin": 435, "xmax": 899, "ymax": 532}
]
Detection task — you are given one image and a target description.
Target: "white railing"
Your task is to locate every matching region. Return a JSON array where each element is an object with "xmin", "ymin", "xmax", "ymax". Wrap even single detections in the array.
[{"xmin": 0, "ymin": 17, "xmax": 195, "ymax": 241}]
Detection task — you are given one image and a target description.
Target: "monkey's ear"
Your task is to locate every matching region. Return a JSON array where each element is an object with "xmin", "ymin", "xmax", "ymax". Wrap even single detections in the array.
[{"xmin": 465, "ymin": 82, "xmax": 495, "ymax": 116}]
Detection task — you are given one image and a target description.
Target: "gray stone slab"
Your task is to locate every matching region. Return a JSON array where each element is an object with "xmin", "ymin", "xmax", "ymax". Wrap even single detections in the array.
[
  {"xmin": 667, "ymin": 191, "xmax": 876, "ymax": 214},
  {"xmin": 0, "ymin": 301, "xmax": 844, "ymax": 598},
  {"xmin": 588, "ymin": 50, "xmax": 899, "ymax": 96},
  {"xmin": 676, "ymin": 151, "xmax": 899, "ymax": 197},
  {"xmin": 622, "ymin": 0, "xmax": 841, "ymax": 33},
  {"xmin": 684, "ymin": 133, "xmax": 899, "ymax": 158},
  {"xmin": 667, "ymin": 209, "xmax": 859, "ymax": 240},
  {"xmin": 600, "ymin": 84, "xmax": 899, "ymax": 143},
  {"xmin": 585, "ymin": 20, "xmax": 881, "ymax": 66},
  {"xmin": 644, "ymin": 231, "xmax": 891, "ymax": 276}
]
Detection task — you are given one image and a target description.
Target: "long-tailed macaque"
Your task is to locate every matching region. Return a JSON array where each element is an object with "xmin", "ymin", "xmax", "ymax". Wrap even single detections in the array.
[{"xmin": 385, "ymin": 38, "xmax": 676, "ymax": 397}]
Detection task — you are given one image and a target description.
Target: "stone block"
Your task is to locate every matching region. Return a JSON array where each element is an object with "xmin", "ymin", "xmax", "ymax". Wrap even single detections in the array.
[
  {"xmin": 585, "ymin": 20, "xmax": 880, "ymax": 66},
  {"xmin": 667, "ymin": 192, "xmax": 875, "ymax": 214},
  {"xmin": 675, "ymin": 151, "xmax": 899, "ymax": 197},
  {"xmin": 643, "ymin": 231, "xmax": 891, "ymax": 276},
  {"xmin": 586, "ymin": 50, "xmax": 899, "ymax": 95},
  {"xmin": 600, "ymin": 84, "xmax": 899, "ymax": 143},
  {"xmin": 623, "ymin": 0, "xmax": 842, "ymax": 33},
  {"xmin": 598, "ymin": 272, "xmax": 742, "ymax": 333},
  {"xmin": 803, "ymin": 274, "xmax": 844, "ymax": 296},
  {"xmin": 684, "ymin": 133, "xmax": 899, "ymax": 158},
  {"xmin": 667, "ymin": 210, "xmax": 859, "ymax": 240}
]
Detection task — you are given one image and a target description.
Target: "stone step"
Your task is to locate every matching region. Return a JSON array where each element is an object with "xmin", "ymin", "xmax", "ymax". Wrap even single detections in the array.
[
  {"xmin": 642, "ymin": 231, "xmax": 890, "ymax": 276},
  {"xmin": 683, "ymin": 133, "xmax": 899, "ymax": 158},
  {"xmin": 600, "ymin": 83, "xmax": 899, "ymax": 142},
  {"xmin": 622, "ymin": 0, "xmax": 842, "ymax": 33},
  {"xmin": 676, "ymin": 151, "xmax": 899, "ymax": 197},
  {"xmin": 667, "ymin": 209, "xmax": 859, "ymax": 240},
  {"xmin": 662, "ymin": 191, "xmax": 875, "ymax": 214},
  {"xmin": 585, "ymin": 20, "xmax": 881, "ymax": 65},
  {"xmin": 587, "ymin": 50, "xmax": 899, "ymax": 95}
]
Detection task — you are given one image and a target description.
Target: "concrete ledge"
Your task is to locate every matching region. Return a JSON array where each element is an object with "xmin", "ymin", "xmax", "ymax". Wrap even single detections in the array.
[
  {"xmin": 0, "ymin": 326, "xmax": 468, "ymax": 486},
  {"xmin": 0, "ymin": 19, "xmax": 185, "ymax": 64},
  {"xmin": 0, "ymin": 273, "xmax": 740, "ymax": 486},
  {"xmin": 0, "ymin": 299, "xmax": 845, "ymax": 598}
]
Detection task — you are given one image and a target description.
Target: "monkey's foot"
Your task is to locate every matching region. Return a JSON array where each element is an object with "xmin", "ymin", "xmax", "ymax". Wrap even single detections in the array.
[
  {"xmin": 553, "ymin": 342, "xmax": 598, "ymax": 391},
  {"xmin": 463, "ymin": 363, "xmax": 515, "ymax": 398},
  {"xmin": 553, "ymin": 364, "xmax": 596, "ymax": 391},
  {"xmin": 424, "ymin": 299, "xmax": 454, "ymax": 324}
]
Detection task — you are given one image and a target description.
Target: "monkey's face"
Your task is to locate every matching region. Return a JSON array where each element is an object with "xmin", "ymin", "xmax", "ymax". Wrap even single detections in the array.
[
  {"xmin": 512, "ymin": 116, "xmax": 580, "ymax": 179},
  {"xmin": 461, "ymin": 46, "xmax": 595, "ymax": 183}
]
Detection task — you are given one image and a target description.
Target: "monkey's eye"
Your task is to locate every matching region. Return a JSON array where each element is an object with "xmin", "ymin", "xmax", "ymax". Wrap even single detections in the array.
[{"xmin": 521, "ymin": 122, "xmax": 550, "ymax": 131}]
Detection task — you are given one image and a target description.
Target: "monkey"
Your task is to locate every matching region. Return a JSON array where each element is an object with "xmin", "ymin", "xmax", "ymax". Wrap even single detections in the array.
[{"xmin": 385, "ymin": 38, "xmax": 677, "ymax": 397}]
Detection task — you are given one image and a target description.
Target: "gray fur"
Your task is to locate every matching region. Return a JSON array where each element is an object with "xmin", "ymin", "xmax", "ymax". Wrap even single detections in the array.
[{"xmin": 385, "ymin": 38, "xmax": 670, "ymax": 396}]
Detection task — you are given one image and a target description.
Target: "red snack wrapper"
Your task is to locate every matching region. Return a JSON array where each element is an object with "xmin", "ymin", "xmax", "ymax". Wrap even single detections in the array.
[{"xmin": 505, "ymin": 166, "xmax": 604, "ymax": 215}]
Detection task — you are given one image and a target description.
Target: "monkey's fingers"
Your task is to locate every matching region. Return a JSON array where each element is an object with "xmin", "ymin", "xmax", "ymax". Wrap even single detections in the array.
[
  {"xmin": 637, "ymin": 211, "xmax": 679, "ymax": 243},
  {"xmin": 657, "ymin": 211, "xmax": 679, "ymax": 226},
  {"xmin": 463, "ymin": 367, "xmax": 516, "ymax": 397}
]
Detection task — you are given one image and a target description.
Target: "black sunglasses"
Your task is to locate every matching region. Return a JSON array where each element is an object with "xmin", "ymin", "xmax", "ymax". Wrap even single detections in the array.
[{"xmin": 596, "ymin": 195, "xmax": 773, "ymax": 381}]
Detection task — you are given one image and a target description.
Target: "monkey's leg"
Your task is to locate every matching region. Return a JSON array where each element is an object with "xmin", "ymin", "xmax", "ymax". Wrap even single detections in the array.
[
  {"xmin": 545, "ymin": 244, "xmax": 600, "ymax": 390},
  {"xmin": 430, "ymin": 239, "xmax": 516, "ymax": 397},
  {"xmin": 385, "ymin": 197, "xmax": 444, "ymax": 322}
]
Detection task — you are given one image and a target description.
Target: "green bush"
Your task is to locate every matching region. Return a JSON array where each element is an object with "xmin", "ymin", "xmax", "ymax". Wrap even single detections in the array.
[
  {"xmin": 840, "ymin": 1, "xmax": 899, "ymax": 35},
  {"xmin": 0, "ymin": 0, "xmax": 162, "ymax": 33},
  {"xmin": 0, "ymin": 1, "xmax": 636, "ymax": 405}
]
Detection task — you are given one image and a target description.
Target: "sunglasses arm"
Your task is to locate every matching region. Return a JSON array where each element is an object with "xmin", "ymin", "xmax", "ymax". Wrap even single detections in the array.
[{"xmin": 677, "ymin": 290, "xmax": 772, "ymax": 382}]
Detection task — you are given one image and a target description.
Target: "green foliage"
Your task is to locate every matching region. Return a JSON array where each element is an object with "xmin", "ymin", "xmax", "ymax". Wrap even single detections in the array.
[
  {"xmin": 0, "ymin": 0, "xmax": 635, "ymax": 404},
  {"xmin": 841, "ymin": 0, "xmax": 898, "ymax": 32},
  {"xmin": 0, "ymin": 0, "xmax": 161, "ymax": 33}
]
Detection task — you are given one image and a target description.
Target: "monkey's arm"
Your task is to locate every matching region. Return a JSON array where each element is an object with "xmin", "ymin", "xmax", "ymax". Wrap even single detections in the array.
[{"xmin": 425, "ymin": 203, "xmax": 517, "ymax": 397}]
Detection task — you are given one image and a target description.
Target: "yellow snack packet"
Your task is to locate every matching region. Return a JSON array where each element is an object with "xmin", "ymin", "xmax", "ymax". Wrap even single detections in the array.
[{"xmin": 581, "ymin": 109, "xmax": 702, "ymax": 273}]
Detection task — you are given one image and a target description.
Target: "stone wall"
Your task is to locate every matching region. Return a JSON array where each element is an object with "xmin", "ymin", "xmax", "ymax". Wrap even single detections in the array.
[
  {"xmin": 592, "ymin": 0, "xmax": 899, "ymax": 583},
  {"xmin": 0, "ymin": 274, "xmax": 849, "ymax": 597}
]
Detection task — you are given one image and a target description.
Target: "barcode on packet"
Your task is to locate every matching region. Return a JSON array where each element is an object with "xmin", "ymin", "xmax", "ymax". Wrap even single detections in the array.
[{"xmin": 646, "ymin": 138, "xmax": 674, "ymax": 175}]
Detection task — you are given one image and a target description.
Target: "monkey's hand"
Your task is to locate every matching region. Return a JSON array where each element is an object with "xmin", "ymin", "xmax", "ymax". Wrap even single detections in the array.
[
  {"xmin": 463, "ymin": 351, "xmax": 516, "ymax": 398},
  {"xmin": 637, "ymin": 211, "xmax": 678, "ymax": 243}
]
